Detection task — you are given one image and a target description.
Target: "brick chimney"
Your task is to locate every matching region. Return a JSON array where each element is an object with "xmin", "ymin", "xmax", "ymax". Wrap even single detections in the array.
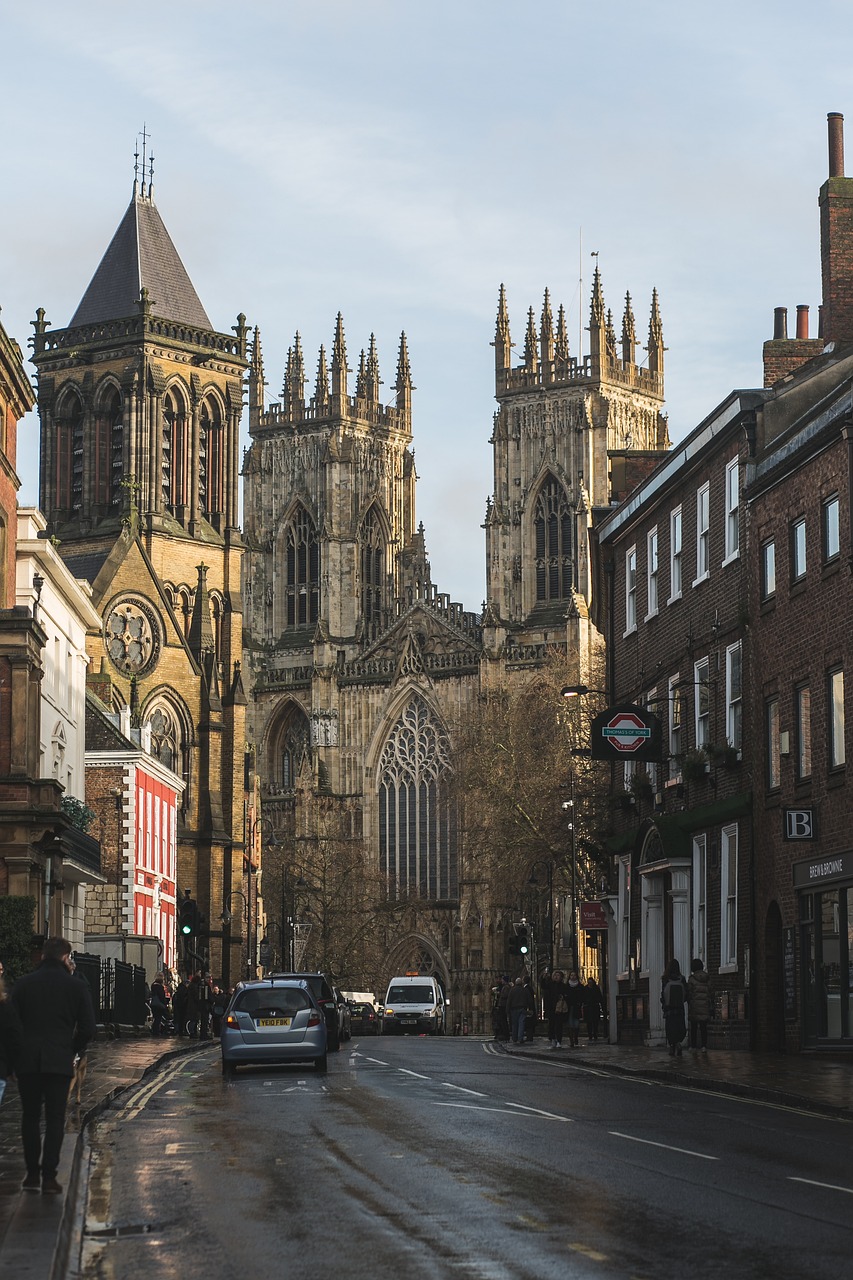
[{"xmin": 820, "ymin": 111, "xmax": 853, "ymax": 346}]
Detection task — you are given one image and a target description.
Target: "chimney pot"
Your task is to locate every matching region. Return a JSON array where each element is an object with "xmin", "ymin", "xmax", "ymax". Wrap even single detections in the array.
[
  {"xmin": 828, "ymin": 112, "xmax": 845, "ymax": 178},
  {"xmin": 796, "ymin": 305, "xmax": 809, "ymax": 340},
  {"xmin": 773, "ymin": 306, "xmax": 788, "ymax": 340}
]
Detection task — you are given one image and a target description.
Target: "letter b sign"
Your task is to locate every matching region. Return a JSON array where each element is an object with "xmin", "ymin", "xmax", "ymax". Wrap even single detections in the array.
[{"xmin": 784, "ymin": 808, "xmax": 815, "ymax": 840}]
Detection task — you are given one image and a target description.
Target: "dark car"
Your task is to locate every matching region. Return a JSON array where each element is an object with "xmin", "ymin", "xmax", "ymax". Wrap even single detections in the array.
[
  {"xmin": 334, "ymin": 988, "xmax": 352, "ymax": 1042},
  {"xmin": 270, "ymin": 973, "xmax": 343, "ymax": 1050},
  {"xmin": 349, "ymin": 1001, "xmax": 380, "ymax": 1035}
]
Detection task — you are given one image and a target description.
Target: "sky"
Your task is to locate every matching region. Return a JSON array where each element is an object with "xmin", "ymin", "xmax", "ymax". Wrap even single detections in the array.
[{"xmin": 1, "ymin": 0, "xmax": 851, "ymax": 610}]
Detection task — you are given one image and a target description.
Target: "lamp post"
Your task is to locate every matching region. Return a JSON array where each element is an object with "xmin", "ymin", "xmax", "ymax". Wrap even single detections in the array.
[
  {"xmin": 221, "ymin": 891, "xmax": 250, "ymax": 979},
  {"xmin": 527, "ymin": 859, "xmax": 555, "ymax": 972}
]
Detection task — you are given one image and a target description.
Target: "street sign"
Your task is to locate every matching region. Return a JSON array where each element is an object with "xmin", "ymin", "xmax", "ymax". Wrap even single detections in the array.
[
  {"xmin": 590, "ymin": 704, "xmax": 662, "ymax": 762},
  {"xmin": 579, "ymin": 901, "xmax": 609, "ymax": 929}
]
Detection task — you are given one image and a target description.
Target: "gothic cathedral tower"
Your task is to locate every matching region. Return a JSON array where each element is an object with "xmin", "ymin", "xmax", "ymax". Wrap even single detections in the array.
[{"xmin": 31, "ymin": 163, "xmax": 249, "ymax": 982}]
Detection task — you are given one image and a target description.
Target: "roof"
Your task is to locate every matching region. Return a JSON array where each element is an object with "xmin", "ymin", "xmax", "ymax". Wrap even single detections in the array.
[
  {"xmin": 69, "ymin": 191, "xmax": 212, "ymax": 329},
  {"xmin": 62, "ymin": 551, "xmax": 111, "ymax": 585}
]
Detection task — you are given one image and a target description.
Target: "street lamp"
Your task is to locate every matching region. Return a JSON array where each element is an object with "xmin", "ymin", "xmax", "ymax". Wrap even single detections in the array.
[
  {"xmin": 561, "ymin": 685, "xmax": 607, "ymax": 699},
  {"xmin": 221, "ymin": 890, "xmax": 251, "ymax": 979}
]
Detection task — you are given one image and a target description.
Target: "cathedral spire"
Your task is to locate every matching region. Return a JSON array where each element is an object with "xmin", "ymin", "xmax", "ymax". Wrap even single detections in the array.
[
  {"xmin": 280, "ymin": 345, "xmax": 293, "ymax": 406},
  {"xmin": 393, "ymin": 331, "xmax": 413, "ymax": 417},
  {"xmin": 523, "ymin": 306, "xmax": 538, "ymax": 373},
  {"xmin": 249, "ymin": 326, "xmax": 266, "ymax": 428},
  {"xmin": 188, "ymin": 562, "xmax": 215, "ymax": 660},
  {"xmin": 313, "ymin": 344, "xmax": 329, "ymax": 406},
  {"xmin": 331, "ymin": 312, "xmax": 348, "ymax": 399},
  {"xmin": 540, "ymin": 289, "xmax": 554, "ymax": 365},
  {"xmin": 647, "ymin": 288, "xmax": 664, "ymax": 381},
  {"xmin": 621, "ymin": 292, "xmax": 636, "ymax": 366},
  {"xmin": 355, "ymin": 349, "xmax": 367, "ymax": 400},
  {"xmin": 493, "ymin": 284, "xmax": 512, "ymax": 376},
  {"xmin": 290, "ymin": 332, "xmax": 305, "ymax": 411},
  {"xmin": 588, "ymin": 266, "xmax": 606, "ymax": 378},
  {"xmin": 605, "ymin": 308, "xmax": 617, "ymax": 363},
  {"xmin": 555, "ymin": 303, "xmax": 570, "ymax": 364},
  {"xmin": 366, "ymin": 333, "xmax": 381, "ymax": 403}
]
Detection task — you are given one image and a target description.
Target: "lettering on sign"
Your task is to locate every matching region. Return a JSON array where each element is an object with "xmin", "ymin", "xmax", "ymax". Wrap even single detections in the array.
[{"xmin": 783, "ymin": 808, "xmax": 815, "ymax": 841}]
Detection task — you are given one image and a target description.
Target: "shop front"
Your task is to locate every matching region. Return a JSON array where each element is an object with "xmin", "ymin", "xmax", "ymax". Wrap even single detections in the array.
[{"xmin": 796, "ymin": 850, "xmax": 853, "ymax": 1047}]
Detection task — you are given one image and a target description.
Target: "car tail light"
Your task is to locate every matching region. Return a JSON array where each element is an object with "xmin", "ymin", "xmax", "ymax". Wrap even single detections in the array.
[
  {"xmin": 225, "ymin": 1014, "xmax": 239, "ymax": 1028},
  {"xmin": 307, "ymin": 1011, "xmax": 322, "ymax": 1027}
]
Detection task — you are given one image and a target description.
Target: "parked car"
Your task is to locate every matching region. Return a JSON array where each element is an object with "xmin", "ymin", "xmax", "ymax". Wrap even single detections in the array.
[
  {"xmin": 220, "ymin": 978, "xmax": 327, "ymax": 1077},
  {"xmin": 348, "ymin": 1001, "xmax": 380, "ymax": 1035},
  {"xmin": 269, "ymin": 972, "xmax": 343, "ymax": 1050},
  {"xmin": 334, "ymin": 988, "xmax": 352, "ymax": 1042}
]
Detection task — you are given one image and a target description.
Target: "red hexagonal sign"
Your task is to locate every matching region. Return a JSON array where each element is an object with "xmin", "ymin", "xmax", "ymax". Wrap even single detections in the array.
[{"xmin": 590, "ymin": 704, "xmax": 662, "ymax": 762}]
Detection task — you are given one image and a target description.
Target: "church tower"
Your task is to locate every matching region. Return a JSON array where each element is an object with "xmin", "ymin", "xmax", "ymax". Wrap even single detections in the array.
[
  {"xmin": 31, "ymin": 153, "xmax": 249, "ymax": 982},
  {"xmin": 484, "ymin": 272, "xmax": 669, "ymax": 680}
]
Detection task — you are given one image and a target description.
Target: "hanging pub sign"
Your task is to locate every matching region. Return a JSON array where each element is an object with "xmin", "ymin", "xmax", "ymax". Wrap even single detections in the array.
[{"xmin": 590, "ymin": 704, "xmax": 662, "ymax": 763}]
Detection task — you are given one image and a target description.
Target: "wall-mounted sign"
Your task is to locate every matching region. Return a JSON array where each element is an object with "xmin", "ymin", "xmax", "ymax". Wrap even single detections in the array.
[
  {"xmin": 792, "ymin": 849, "xmax": 853, "ymax": 888},
  {"xmin": 590, "ymin": 704, "xmax": 662, "ymax": 762},
  {"xmin": 783, "ymin": 808, "xmax": 816, "ymax": 841},
  {"xmin": 579, "ymin": 901, "xmax": 609, "ymax": 929}
]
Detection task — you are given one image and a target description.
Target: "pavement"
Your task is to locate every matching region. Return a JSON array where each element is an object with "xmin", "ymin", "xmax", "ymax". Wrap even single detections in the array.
[{"xmin": 0, "ymin": 1031, "xmax": 849, "ymax": 1279}]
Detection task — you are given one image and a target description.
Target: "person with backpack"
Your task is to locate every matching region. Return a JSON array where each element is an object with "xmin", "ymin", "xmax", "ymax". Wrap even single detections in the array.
[{"xmin": 661, "ymin": 959, "xmax": 688, "ymax": 1057}]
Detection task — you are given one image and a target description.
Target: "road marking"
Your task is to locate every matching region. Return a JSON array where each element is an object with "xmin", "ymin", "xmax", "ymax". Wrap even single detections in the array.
[
  {"xmin": 442, "ymin": 1082, "xmax": 488, "ymax": 1097},
  {"xmin": 436, "ymin": 1102, "xmax": 571, "ymax": 1122},
  {"xmin": 569, "ymin": 1242, "xmax": 609, "ymax": 1263},
  {"xmin": 608, "ymin": 1131, "xmax": 718, "ymax": 1160},
  {"xmin": 399, "ymin": 1068, "xmax": 432, "ymax": 1080},
  {"xmin": 504, "ymin": 1101, "xmax": 574, "ymax": 1120},
  {"xmin": 361, "ymin": 1056, "xmax": 389, "ymax": 1066},
  {"xmin": 788, "ymin": 1176, "xmax": 853, "ymax": 1195},
  {"xmin": 116, "ymin": 1058, "xmax": 190, "ymax": 1121}
]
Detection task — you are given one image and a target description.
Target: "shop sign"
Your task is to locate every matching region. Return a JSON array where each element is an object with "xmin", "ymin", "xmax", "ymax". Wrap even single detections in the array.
[
  {"xmin": 783, "ymin": 808, "xmax": 816, "ymax": 840},
  {"xmin": 579, "ymin": 901, "xmax": 609, "ymax": 929},
  {"xmin": 590, "ymin": 704, "xmax": 662, "ymax": 762},
  {"xmin": 792, "ymin": 849, "xmax": 853, "ymax": 888}
]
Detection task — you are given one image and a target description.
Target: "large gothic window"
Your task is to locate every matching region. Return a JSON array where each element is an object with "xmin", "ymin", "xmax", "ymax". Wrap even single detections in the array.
[
  {"xmin": 378, "ymin": 697, "xmax": 458, "ymax": 902},
  {"xmin": 200, "ymin": 397, "xmax": 224, "ymax": 518},
  {"xmin": 54, "ymin": 391, "xmax": 83, "ymax": 513},
  {"xmin": 162, "ymin": 390, "xmax": 189, "ymax": 511},
  {"xmin": 361, "ymin": 507, "xmax": 385, "ymax": 640},
  {"xmin": 94, "ymin": 387, "xmax": 123, "ymax": 509},
  {"xmin": 270, "ymin": 706, "xmax": 311, "ymax": 793},
  {"xmin": 284, "ymin": 506, "xmax": 320, "ymax": 628},
  {"xmin": 534, "ymin": 476, "xmax": 573, "ymax": 602}
]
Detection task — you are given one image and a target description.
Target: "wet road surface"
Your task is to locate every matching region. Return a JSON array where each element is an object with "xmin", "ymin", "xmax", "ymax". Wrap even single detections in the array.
[{"xmin": 73, "ymin": 1037, "xmax": 853, "ymax": 1278}]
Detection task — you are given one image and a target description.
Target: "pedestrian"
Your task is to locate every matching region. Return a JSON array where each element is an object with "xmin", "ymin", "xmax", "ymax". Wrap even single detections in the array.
[
  {"xmin": 495, "ymin": 976, "xmax": 511, "ymax": 1042},
  {"xmin": 687, "ymin": 957, "xmax": 712, "ymax": 1051},
  {"xmin": 521, "ymin": 975, "xmax": 537, "ymax": 1041},
  {"xmin": 507, "ymin": 977, "xmax": 535, "ymax": 1044},
  {"xmin": 0, "ymin": 961, "xmax": 23, "ymax": 1106},
  {"xmin": 661, "ymin": 959, "xmax": 688, "ymax": 1057},
  {"xmin": 197, "ymin": 975, "xmax": 214, "ymax": 1041},
  {"xmin": 150, "ymin": 972, "xmax": 169, "ymax": 1036},
  {"xmin": 172, "ymin": 975, "xmax": 189, "ymax": 1037},
  {"xmin": 186, "ymin": 973, "xmax": 203, "ymax": 1038},
  {"xmin": 564, "ymin": 970, "xmax": 584, "ymax": 1047},
  {"xmin": 583, "ymin": 977, "xmax": 604, "ymax": 1041},
  {"xmin": 211, "ymin": 984, "xmax": 227, "ymax": 1037},
  {"xmin": 11, "ymin": 937, "xmax": 96, "ymax": 1194},
  {"xmin": 540, "ymin": 968, "xmax": 569, "ymax": 1049}
]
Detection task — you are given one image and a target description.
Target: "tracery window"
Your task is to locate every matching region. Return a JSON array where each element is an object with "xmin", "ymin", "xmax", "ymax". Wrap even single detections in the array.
[
  {"xmin": 378, "ymin": 697, "xmax": 458, "ymax": 901},
  {"xmin": 533, "ymin": 476, "xmax": 573, "ymax": 602},
  {"xmin": 55, "ymin": 391, "xmax": 83, "ymax": 513},
  {"xmin": 275, "ymin": 710, "xmax": 311, "ymax": 792},
  {"xmin": 361, "ymin": 507, "xmax": 385, "ymax": 640},
  {"xmin": 200, "ymin": 397, "xmax": 223, "ymax": 517},
  {"xmin": 94, "ymin": 387, "xmax": 123, "ymax": 509},
  {"xmin": 148, "ymin": 706, "xmax": 178, "ymax": 773},
  {"xmin": 162, "ymin": 390, "xmax": 189, "ymax": 511},
  {"xmin": 284, "ymin": 506, "xmax": 320, "ymax": 627}
]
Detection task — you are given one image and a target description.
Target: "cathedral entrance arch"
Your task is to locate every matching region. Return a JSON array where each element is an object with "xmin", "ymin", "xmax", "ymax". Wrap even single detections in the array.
[{"xmin": 382, "ymin": 935, "xmax": 449, "ymax": 997}]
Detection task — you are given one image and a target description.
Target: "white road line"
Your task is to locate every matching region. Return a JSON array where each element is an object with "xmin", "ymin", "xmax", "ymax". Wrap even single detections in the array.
[
  {"xmin": 788, "ymin": 1176, "xmax": 853, "ymax": 1195},
  {"xmin": 442, "ymin": 1082, "xmax": 488, "ymax": 1097},
  {"xmin": 609, "ymin": 1131, "xmax": 718, "ymax": 1160},
  {"xmin": 398, "ymin": 1068, "xmax": 432, "ymax": 1080},
  {"xmin": 504, "ymin": 1101, "xmax": 574, "ymax": 1120},
  {"xmin": 436, "ymin": 1102, "xmax": 571, "ymax": 1122},
  {"xmin": 361, "ymin": 1057, "xmax": 389, "ymax": 1066}
]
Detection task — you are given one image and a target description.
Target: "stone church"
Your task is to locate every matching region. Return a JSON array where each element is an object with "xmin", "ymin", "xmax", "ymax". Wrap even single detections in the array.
[
  {"xmin": 30, "ymin": 165, "xmax": 250, "ymax": 985},
  {"xmin": 243, "ymin": 271, "xmax": 669, "ymax": 1014}
]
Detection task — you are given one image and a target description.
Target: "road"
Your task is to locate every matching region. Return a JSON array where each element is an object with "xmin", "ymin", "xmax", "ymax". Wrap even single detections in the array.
[{"xmin": 73, "ymin": 1037, "xmax": 852, "ymax": 1279}]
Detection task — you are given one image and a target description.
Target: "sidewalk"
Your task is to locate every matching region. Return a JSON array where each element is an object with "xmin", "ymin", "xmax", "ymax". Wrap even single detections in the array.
[
  {"xmin": 0, "ymin": 1032, "xmax": 206, "ymax": 1280},
  {"xmin": 502, "ymin": 1036, "xmax": 853, "ymax": 1118}
]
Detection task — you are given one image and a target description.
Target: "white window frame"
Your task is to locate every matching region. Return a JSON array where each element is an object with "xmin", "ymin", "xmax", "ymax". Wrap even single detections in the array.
[
  {"xmin": 791, "ymin": 516, "xmax": 806, "ymax": 582},
  {"xmin": 720, "ymin": 823, "xmax": 738, "ymax": 971},
  {"xmin": 624, "ymin": 545, "xmax": 637, "ymax": 635},
  {"xmin": 646, "ymin": 527, "xmax": 659, "ymax": 619},
  {"xmin": 726, "ymin": 642, "xmax": 742, "ymax": 752},
  {"xmin": 829, "ymin": 667, "xmax": 845, "ymax": 769},
  {"xmin": 669, "ymin": 506, "xmax": 682, "ymax": 602},
  {"xmin": 694, "ymin": 483, "xmax": 710, "ymax": 584},
  {"xmin": 723, "ymin": 456, "xmax": 739, "ymax": 564},
  {"xmin": 824, "ymin": 494, "xmax": 840, "ymax": 563},
  {"xmin": 692, "ymin": 834, "xmax": 707, "ymax": 968},
  {"xmin": 668, "ymin": 673, "xmax": 682, "ymax": 765},
  {"xmin": 760, "ymin": 539, "xmax": 776, "ymax": 600},
  {"xmin": 617, "ymin": 855, "xmax": 631, "ymax": 978},
  {"xmin": 766, "ymin": 695, "xmax": 780, "ymax": 792},
  {"xmin": 694, "ymin": 656, "xmax": 710, "ymax": 749}
]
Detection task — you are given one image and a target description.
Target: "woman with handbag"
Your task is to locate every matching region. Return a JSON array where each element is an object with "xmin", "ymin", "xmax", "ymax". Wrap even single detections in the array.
[{"xmin": 540, "ymin": 968, "xmax": 570, "ymax": 1049}]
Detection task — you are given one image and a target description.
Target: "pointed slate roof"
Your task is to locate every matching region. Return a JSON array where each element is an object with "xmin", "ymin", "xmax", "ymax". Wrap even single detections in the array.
[{"xmin": 69, "ymin": 190, "xmax": 212, "ymax": 329}]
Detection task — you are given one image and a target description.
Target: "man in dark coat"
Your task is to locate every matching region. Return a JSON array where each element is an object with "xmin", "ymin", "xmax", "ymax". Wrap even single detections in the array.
[{"xmin": 11, "ymin": 936, "xmax": 96, "ymax": 1194}]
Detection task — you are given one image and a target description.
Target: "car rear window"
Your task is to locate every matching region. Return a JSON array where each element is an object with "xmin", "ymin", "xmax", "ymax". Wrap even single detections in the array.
[
  {"xmin": 236, "ymin": 988, "xmax": 310, "ymax": 1015},
  {"xmin": 387, "ymin": 985, "xmax": 434, "ymax": 1003}
]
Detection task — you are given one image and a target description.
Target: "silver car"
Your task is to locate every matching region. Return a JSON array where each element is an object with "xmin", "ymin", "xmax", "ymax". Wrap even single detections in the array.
[{"xmin": 220, "ymin": 979, "xmax": 328, "ymax": 1077}]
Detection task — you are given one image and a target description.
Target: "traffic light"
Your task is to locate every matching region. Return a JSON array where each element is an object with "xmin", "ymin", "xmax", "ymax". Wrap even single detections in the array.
[
  {"xmin": 517, "ymin": 926, "xmax": 529, "ymax": 956},
  {"xmin": 179, "ymin": 896, "xmax": 198, "ymax": 938}
]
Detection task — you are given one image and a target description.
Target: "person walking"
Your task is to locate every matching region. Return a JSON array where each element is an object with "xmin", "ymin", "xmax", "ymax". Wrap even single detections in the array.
[
  {"xmin": 661, "ymin": 959, "xmax": 689, "ymax": 1057},
  {"xmin": 507, "ymin": 977, "xmax": 535, "ymax": 1044},
  {"xmin": 172, "ymin": 976, "xmax": 189, "ymax": 1037},
  {"xmin": 583, "ymin": 977, "xmax": 604, "ymax": 1041},
  {"xmin": 150, "ymin": 973, "xmax": 170, "ymax": 1036},
  {"xmin": 564, "ymin": 971, "xmax": 585, "ymax": 1047},
  {"xmin": 540, "ymin": 968, "xmax": 569, "ymax": 1048},
  {"xmin": 11, "ymin": 937, "xmax": 96, "ymax": 1194},
  {"xmin": 0, "ymin": 962, "xmax": 23, "ymax": 1106},
  {"xmin": 687, "ymin": 958, "xmax": 712, "ymax": 1051}
]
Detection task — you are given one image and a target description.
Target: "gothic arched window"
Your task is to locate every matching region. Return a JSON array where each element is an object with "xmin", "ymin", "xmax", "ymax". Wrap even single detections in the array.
[
  {"xmin": 94, "ymin": 386, "xmax": 123, "ymax": 509},
  {"xmin": 148, "ymin": 706, "xmax": 178, "ymax": 773},
  {"xmin": 200, "ymin": 397, "xmax": 223, "ymax": 518},
  {"xmin": 533, "ymin": 476, "xmax": 573, "ymax": 602},
  {"xmin": 162, "ymin": 390, "xmax": 189, "ymax": 511},
  {"xmin": 284, "ymin": 506, "xmax": 320, "ymax": 628},
  {"xmin": 55, "ymin": 390, "xmax": 83, "ymax": 513},
  {"xmin": 378, "ymin": 697, "xmax": 458, "ymax": 902},
  {"xmin": 271, "ymin": 707, "xmax": 310, "ymax": 793},
  {"xmin": 361, "ymin": 507, "xmax": 385, "ymax": 640}
]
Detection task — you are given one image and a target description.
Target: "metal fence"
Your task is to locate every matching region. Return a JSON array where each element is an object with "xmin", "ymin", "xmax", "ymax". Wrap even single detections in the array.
[{"xmin": 74, "ymin": 952, "xmax": 148, "ymax": 1027}]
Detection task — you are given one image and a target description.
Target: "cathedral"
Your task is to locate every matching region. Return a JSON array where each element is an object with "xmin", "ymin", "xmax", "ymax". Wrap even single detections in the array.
[{"xmin": 243, "ymin": 271, "xmax": 669, "ymax": 1014}]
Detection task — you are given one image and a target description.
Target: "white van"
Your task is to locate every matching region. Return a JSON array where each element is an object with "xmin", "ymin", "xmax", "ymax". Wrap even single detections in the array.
[{"xmin": 382, "ymin": 975, "xmax": 446, "ymax": 1036}]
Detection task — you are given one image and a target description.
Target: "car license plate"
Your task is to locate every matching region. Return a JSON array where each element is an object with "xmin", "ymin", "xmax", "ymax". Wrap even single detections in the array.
[{"xmin": 258, "ymin": 1017, "xmax": 291, "ymax": 1027}]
